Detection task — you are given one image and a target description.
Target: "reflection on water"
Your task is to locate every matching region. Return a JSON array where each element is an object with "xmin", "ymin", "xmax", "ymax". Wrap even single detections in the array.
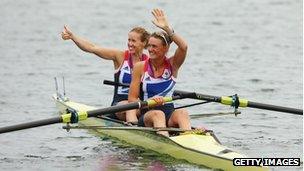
[{"xmin": 93, "ymin": 139, "xmax": 207, "ymax": 171}]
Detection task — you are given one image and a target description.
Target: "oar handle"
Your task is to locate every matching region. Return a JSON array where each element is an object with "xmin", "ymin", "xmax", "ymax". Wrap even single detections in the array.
[{"xmin": 103, "ymin": 80, "xmax": 129, "ymax": 87}]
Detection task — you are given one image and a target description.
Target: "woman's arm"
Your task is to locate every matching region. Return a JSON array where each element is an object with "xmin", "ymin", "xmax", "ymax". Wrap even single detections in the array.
[
  {"xmin": 61, "ymin": 25, "xmax": 124, "ymax": 69},
  {"xmin": 126, "ymin": 61, "xmax": 144, "ymax": 122},
  {"xmin": 128, "ymin": 62, "xmax": 144, "ymax": 103},
  {"xmin": 151, "ymin": 9, "xmax": 188, "ymax": 75}
]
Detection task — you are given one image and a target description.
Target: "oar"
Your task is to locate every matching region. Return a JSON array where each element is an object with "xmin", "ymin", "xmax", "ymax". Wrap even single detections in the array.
[
  {"xmin": 103, "ymin": 80, "xmax": 129, "ymax": 87},
  {"xmin": 190, "ymin": 111, "xmax": 241, "ymax": 119},
  {"xmin": 174, "ymin": 90, "xmax": 303, "ymax": 115},
  {"xmin": 102, "ymin": 80, "xmax": 213, "ymax": 109},
  {"xmin": 103, "ymin": 80, "xmax": 303, "ymax": 115},
  {"xmin": 0, "ymin": 95, "xmax": 182, "ymax": 134}
]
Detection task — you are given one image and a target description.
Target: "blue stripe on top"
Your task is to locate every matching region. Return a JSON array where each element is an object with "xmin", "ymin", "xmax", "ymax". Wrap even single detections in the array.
[
  {"xmin": 141, "ymin": 58, "xmax": 176, "ymax": 100},
  {"xmin": 114, "ymin": 50, "xmax": 148, "ymax": 95}
]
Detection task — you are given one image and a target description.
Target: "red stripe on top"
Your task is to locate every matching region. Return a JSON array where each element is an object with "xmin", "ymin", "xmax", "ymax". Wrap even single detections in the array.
[
  {"xmin": 143, "ymin": 58, "xmax": 172, "ymax": 78},
  {"xmin": 124, "ymin": 50, "xmax": 148, "ymax": 69}
]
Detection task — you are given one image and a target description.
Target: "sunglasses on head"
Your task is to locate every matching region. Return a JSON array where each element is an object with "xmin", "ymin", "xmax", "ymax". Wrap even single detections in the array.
[{"xmin": 153, "ymin": 32, "xmax": 169, "ymax": 46}]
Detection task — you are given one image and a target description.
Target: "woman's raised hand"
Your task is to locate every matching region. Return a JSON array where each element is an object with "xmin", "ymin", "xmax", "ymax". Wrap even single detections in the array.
[
  {"xmin": 151, "ymin": 9, "xmax": 170, "ymax": 32},
  {"xmin": 61, "ymin": 25, "xmax": 73, "ymax": 40}
]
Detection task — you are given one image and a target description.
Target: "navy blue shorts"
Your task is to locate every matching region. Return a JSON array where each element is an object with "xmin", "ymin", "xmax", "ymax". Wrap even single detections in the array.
[
  {"xmin": 111, "ymin": 94, "xmax": 128, "ymax": 106},
  {"xmin": 138, "ymin": 103, "xmax": 175, "ymax": 127}
]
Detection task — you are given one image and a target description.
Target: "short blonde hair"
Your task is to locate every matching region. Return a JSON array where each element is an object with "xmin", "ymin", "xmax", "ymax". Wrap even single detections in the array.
[{"xmin": 130, "ymin": 27, "xmax": 150, "ymax": 48}]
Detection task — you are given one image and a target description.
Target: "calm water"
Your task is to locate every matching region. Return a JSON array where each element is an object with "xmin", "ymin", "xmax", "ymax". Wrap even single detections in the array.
[{"xmin": 0, "ymin": 0, "xmax": 302, "ymax": 170}]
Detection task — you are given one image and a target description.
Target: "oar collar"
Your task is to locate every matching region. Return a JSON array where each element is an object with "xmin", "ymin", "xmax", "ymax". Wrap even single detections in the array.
[
  {"xmin": 231, "ymin": 94, "xmax": 240, "ymax": 111},
  {"xmin": 68, "ymin": 108, "xmax": 79, "ymax": 123}
]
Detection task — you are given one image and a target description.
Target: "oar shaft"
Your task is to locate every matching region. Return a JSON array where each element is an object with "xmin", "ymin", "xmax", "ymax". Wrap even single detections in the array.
[
  {"xmin": 0, "ymin": 117, "xmax": 62, "ymax": 134},
  {"xmin": 103, "ymin": 81, "xmax": 212, "ymax": 110},
  {"xmin": 174, "ymin": 90, "xmax": 221, "ymax": 102},
  {"xmin": 248, "ymin": 101, "xmax": 302, "ymax": 115},
  {"xmin": 190, "ymin": 111, "xmax": 241, "ymax": 118},
  {"xmin": 88, "ymin": 101, "xmax": 143, "ymax": 117},
  {"xmin": 174, "ymin": 101, "xmax": 210, "ymax": 110},
  {"xmin": 87, "ymin": 95, "xmax": 180, "ymax": 117}
]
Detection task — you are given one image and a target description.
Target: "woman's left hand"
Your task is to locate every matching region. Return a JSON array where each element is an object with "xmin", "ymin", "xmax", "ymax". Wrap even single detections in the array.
[
  {"xmin": 151, "ymin": 96, "xmax": 165, "ymax": 106},
  {"xmin": 151, "ymin": 9, "xmax": 170, "ymax": 32}
]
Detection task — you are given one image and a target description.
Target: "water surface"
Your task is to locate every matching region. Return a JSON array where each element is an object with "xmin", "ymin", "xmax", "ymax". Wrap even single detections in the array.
[{"xmin": 0, "ymin": 0, "xmax": 302, "ymax": 170}]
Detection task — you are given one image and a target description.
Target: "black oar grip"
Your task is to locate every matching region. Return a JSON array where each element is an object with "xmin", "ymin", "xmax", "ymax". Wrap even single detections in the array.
[
  {"xmin": 173, "ymin": 90, "xmax": 197, "ymax": 99},
  {"xmin": 103, "ymin": 80, "xmax": 129, "ymax": 87}
]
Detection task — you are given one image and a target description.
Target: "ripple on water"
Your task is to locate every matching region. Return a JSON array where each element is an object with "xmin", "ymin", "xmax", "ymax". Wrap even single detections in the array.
[
  {"xmin": 65, "ymin": 155, "xmax": 85, "ymax": 161},
  {"xmin": 84, "ymin": 72, "xmax": 99, "ymax": 75},
  {"xmin": 24, "ymin": 155, "xmax": 48, "ymax": 159},
  {"xmin": 248, "ymin": 78, "xmax": 262, "ymax": 83},
  {"xmin": 260, "ymin": 88, "xmax": 275, "ymax": 92}
]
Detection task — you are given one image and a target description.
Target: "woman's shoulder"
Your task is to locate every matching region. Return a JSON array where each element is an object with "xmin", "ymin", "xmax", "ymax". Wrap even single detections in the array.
[
  {"xmin": 134, "ymin": 60, "xmax": 146, "ymax": 68},
  {"xmin": 133, "ymin": 60, "xmax": 146, "ymax": 73}
]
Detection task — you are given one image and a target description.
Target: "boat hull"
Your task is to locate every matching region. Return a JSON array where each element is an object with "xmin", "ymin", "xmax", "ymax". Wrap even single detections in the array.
[{"xmin": 53, "ymin": 95, "xmax": 268, "ymax": 171}]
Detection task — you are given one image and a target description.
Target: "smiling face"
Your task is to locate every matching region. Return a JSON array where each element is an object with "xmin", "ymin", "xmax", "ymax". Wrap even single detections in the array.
[
  {"xmin": 147, "ymin": 36, "xmax": 168, "ymax": 60},
  {"xmin": 127, "ymin": 31, "xmax": 146, "ymax": 54}
]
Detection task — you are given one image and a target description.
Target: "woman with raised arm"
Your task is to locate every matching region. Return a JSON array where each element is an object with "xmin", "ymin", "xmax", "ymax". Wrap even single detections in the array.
[
  {"xmin": 61, "ymin": 25, "xmax": 150, "ymax": 121},
  {"xmin": 128, "ymin": 9, "xmax": 191, "ymax": 136}
]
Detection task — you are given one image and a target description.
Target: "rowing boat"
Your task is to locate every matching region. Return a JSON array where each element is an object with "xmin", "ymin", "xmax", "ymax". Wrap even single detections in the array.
[
  {"xmin": 0, "ymin": 87, "xmax": 300, "ymax": 169},
  {"xmin": 0, "ymin": 79, "xmax": 300, "ymax": 170},
  {"xmin": 53, "ymin": 93, "xmax": 268, "ymax": 171},
  {"xmin": 0, "ymin": 81, "xmax": 300, "ymax": 170}
]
